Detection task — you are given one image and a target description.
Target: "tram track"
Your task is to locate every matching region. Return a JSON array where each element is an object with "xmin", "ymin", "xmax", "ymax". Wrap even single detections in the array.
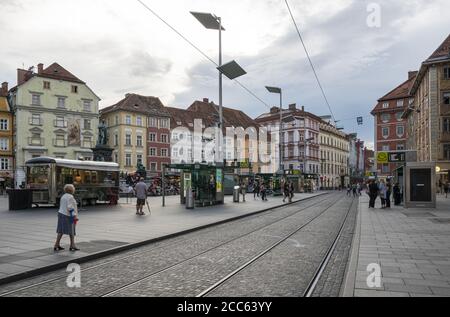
[
  {"xmin": 0, "ymin": 193, "xmax": 335, "ymax": 297},
  {"xmin": 100, "ymin": 194, "xmax": 348, "ymax": 297}
]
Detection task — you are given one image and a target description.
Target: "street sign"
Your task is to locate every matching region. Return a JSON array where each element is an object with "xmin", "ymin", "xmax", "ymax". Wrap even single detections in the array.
[
  {"xmin": 388, "ymin": 152, "xmax": 406, "ymax": 163},
  {"xmin": 377, "ymin": 152, "xmax": 389, "ymax": 164}
]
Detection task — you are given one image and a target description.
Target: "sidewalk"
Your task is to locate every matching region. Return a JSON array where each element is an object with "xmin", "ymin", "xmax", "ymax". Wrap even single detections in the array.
[
  {"xmin": 344, "ymin": 195, "xmax": 450, "ymax": 297},
  {"xmin": 0, "ymin": 192, "xmax": 322, "ymax": 284}
]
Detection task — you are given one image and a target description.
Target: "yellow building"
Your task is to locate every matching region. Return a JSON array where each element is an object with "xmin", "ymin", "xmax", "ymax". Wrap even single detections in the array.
[{"xmin": 0, "ymin": 82, "xmax": 14, "ymax": 187}]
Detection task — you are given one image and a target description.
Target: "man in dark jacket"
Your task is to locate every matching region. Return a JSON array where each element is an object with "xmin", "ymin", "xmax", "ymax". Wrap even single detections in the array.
[{"xmin": 368, "ymin": 180, "xmax": 379, "ymax": 208}]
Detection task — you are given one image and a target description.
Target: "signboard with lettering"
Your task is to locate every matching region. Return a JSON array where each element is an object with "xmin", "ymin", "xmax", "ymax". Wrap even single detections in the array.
[
  {"xmin": 388, "ymin": 152, "xmax": 406, "ymax": 163},
  {"xmin": 377, "ymin": 152, "xmax": 389, "ymax": 164}
]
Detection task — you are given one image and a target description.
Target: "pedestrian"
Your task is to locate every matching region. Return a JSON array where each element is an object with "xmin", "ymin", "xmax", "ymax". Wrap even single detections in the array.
[
  {"xmin": 134, "ymin": 177, "xmax": 148, "ymax": 215},
  {"xmin": 54, "ymin": 184, "xmax": 79, "ymax": 252},
  {"xmin": 438, "ymin": 179, "xmax": 443, "ymax": 195},
  {"xmin": 347, "ymin": 185, "xmax": 351, "ymax": 197},
  {"xmin": 283, "ymin": 181, "xmax": 289, "ymax": 203},
  {"xmin": 368, "ymin": 180, "xmax": 379, "ymax": 208},
  {"xmin": 289, "ymin": 181, "xmax": 295, "ymax": 202},
  {"xmin": 444, "ymin": 181, "xmax": 449, "ymax": 199},
  {"xmin": 379, "ymin": 180, "xmax": 387, "ymax": 209},
  {"xmin": 352, "ymin": 184, "xmax": 357, "ymax": 197},
  {"xmin": 385, "ymin": 180, "xmax": 392, "ymax": 209},
  {"xmin": 260, "ymin": 183, "xmax": 267, "ymax": 202},
  {"xmin": 393, "ymin": 183, "xmax": 401, "ymax": 206},
  {"xmin": 240, "ymin": 182, "xmax": 246, "ymax": 202},
  {"xmin": 254, "ymin": 182, "xmax": 260, "ymax": 200}
]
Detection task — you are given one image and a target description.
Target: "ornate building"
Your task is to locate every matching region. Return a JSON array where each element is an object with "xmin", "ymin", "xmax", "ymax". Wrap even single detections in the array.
[{"xmin": 0, "ymin": 82, "xmax": 14, "ymax": 187}]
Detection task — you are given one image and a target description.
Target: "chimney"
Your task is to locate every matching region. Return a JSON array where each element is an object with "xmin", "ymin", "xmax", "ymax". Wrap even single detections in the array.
[
  {"xmin": 17, "ymin": 69, "xmax": 28, "ymax": 86},
  {"xmin": 37, "ymin": 63, "xmax": 44, "ymax": 74},
  {"xmin": 270, "ymin": 106, "xmax": 280, "ymax": 114},
  {"xmin": 289, "ymin": 103, "xmax": 297, "ymax": 111},
  {"xmin": 408, "ymin": 71, "xmax": 418, "ymax": 80},
  {"xmin": 301, "ymin": 106, "xmax": 305, "ymax": 112},
  {"xmin": 1, "ymin": 82, "xmax": 7, "ymax": 97},
  {"xmin": 203, "ymin": 98, "xmax": 209, "ymax": 103}
]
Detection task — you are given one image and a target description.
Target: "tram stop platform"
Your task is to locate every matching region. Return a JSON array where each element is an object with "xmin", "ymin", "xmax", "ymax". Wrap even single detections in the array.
[
  {"xmin": 343, "ymin": 194, "xmax": 450, "ymax": 297},
  {"xmin": 0, "ymin": 192, "xmax": 323, "ymax": 285}
]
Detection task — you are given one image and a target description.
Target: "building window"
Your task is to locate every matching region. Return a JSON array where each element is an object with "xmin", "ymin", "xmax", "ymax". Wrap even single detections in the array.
[
  {"xmin": 83, "ymin": 100, "xmax": 91, "ymax": 112},
  {"xmin": 71, "ymin": 85, "xmax": 78, "ymax": 94},
  {"xmin": 396, "ymin": 112, "xmax": 403, "ymax": 121},
  {"xmin": 30, "ymin": 133, "xmax": 42, "ymax": 145},
  {"xmin": 173, "ymin": 148, "xmax": 178, "ymax": 158},
  {"xmin": 136, "ymin": 117, "xmax": 142, "ymax": 127},
  {"xmin": 444, "ymin": 67, "xmax": 450, "ymax": 80},
  {"xmin": 382, "ymin": 145, "xmax": 390, "ymax": 151},
  {"xmin": 126, "ymin": 116, "xmax": 132, "ymax": 125},
  {"xmin": 160, "ymin": 118, "xmax": 169, "ymax": 129},
  {"xmin": 0, "ymin": 158, "xmax": 9, "ymax": 170},
  {"xmin": 125, "ymin": 134, "xmax": 132, "ymax": 146},
  {"xmin": 444, "ymin": 92, "xmax": 450, "ymax": 105},
  {"xmin": 149, "ymin": 133, "xmax": 156, "ymax": 142},
  {"xmin": 382, "ymin": 127, "xmax": 389, "ymax": 138},
  {"xmin": 125, "ymin": 154, "xmax": 132, "ymax": 167},
  {"xmin": 54, "ymin": 135, "xmax": 66, "ymax": 147},
  {"xmin": 30, "ymin": 114, "xmax": 41, "ymax": 125},
  {"xmin": 137, "ymin": 154, "xmax": 143, "ymax": 166},
  {"xmin": 149, "ymin": 117, "xmax": 157, "ymax": 127},
  {"xmin": 381, "ymin": 113, "xmax": 391, "ymax": 123},
  {"xmin": 396, "ymin": 125, "xmax": 404, "ymax": 137},
  {"xmin": 397, "ymin": 144, "xmax": 405, "ymax": 151},
  {"xmin": 397, "ymin": 100, "xmax": 404, "ymax": 107},
  {"xmin": 161, "ymin": 148, "xmax": 168, "ymax": 157},
  {"xmin": 0, "ymin": 119, "xmax": 8, "ymax": 131},
  {"xmin": 83, "ymin": 137, "xmax": 92, "ymax": 148},
  {"xmin": 31, "ymin": 94, "xmax": 41, "ymax": 106},
  {"xmin": 382, "ymin": 102, "xmax": 389, "ymax": 109},
  {"xmin": 114, "ymin": 134, "xmax": 119, "ymax": 146},
  {"xmin": 149, "ymin": 148, "xmax": 156, "ymax": 157},
  {"xmin": 43, "ymin": 81, "xmax": 51, "ymax": 90},
  {"xmin": 382, "ymin": 164, "xmax": 389, "ymax": 173},
  {"xmin": 57, "ymin": 97, "xmax": 65, "ymax": 108},
  {"xmin": 84, "ymin": 119, "xmax": 91, "ymax": 130},
  {"xmin": 55, "ymin": 116, "xmax": 66, "ymax": 128},
  {"xmin": 443, "ymin": 118, "xmax": 450, "ymax": 133},
  {"xmin": 137, "ymin": 135, "xmax": 143, "ymax": 147},
  {"xmin": 0, "ymin": 138, "xmax": 8, "ymax": 151},
  {"xmin": 115, "ymin": 116, "xmax": 119, "ymax": 125},
  {"xmin": 114, "ymin": 153, "xmax": 118, "ymax": 163},
  {"xmin": 150, "ymin": 162, "xmax": 157, "ymax": 171},
  {"xmin": 161, "ymin": 134, "xmax": 168, "ymax": 143},
  {"xmin": 444, "ymin": 144, "xmax": 450, "ymax": 160}
]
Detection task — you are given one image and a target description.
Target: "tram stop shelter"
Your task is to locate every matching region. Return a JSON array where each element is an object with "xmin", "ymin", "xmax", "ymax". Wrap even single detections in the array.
[{"xmin": 164, "ymin": 164, "xmax": 224, "ymax": 208}]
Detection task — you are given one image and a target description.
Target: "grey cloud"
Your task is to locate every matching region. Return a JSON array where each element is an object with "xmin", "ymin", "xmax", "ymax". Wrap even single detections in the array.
[{"xmin": 128, "ymin": 51, "xmax": 172, "ymax": 77}]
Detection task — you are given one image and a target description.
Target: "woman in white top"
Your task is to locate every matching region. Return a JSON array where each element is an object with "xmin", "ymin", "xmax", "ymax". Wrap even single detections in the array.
[{"xmin": 54, "ymin": 184, "xmax": 79, "ymax": 252}]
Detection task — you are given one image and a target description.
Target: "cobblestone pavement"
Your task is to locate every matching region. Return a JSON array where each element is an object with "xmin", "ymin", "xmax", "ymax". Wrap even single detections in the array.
[
  {"xmin": 346, "ymin": 195, "xmax": 450, "ymax": 297},
  {"xmin": 206, "ymin": 196, "xmax": 356, "ymax": 297},
  {"xmin": 0, "ymin": 193, "xmax": 341, "ymax": 297}
]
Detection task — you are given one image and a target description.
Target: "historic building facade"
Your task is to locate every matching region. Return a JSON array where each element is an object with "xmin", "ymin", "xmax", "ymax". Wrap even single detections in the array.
[
  {"xmin": 9, "ymin": 63, "xmax": 100, "ymax": 187},
  {"xmin": 100, "ymin": 94, "xmax": 171, "ymax": 176},
  {"xmin": 0, "ymin": 82, "xmax": 14, "ymax": 187},
  {"xmin": 319, "ymin": 121, "xmax": 350, "ymax": 189},
  {"xmin": 406, "ymin": 34, "xmax": 450, "ymax": 182},
  {"xmin": 371, "ymin": 71, "xmax": 417, "ymax": 178}
]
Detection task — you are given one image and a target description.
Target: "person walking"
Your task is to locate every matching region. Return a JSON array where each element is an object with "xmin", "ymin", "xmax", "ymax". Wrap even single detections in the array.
[
  {"xmin": 283, "ymin": 181, "xmax": 289, "ymax": 203},
  {"xmin": 393, "ymin": 183, "xmax": 401, "ymax": 206},
  {"xmin": 444, "ymin": 181, "xmax": 449, "ymax": 199},
  {"xmin": 352, "ymin": 184, "xmax": 357, "ymax": 197},
  {"xmin": 134, "ymin": 178, "xmax": 148, "ymax": 216},
  {"xmin": 289, "ymin": 181, "xmax": 295, "ymax": 203},
  {"xmin": 347, "ymin": 185, "xmax": 351, "ymax": 197},
  {"xmin": 438, "ymin": 179, "xmax": 443, "ymax": 195},
  {"xmin": 368, "ymin": 180, "xmax": 379, "ymax": 208},
  {"xmin": 379, "ymin": 180, "xmax": 387, "ymax": 209},
  {"xmin": 260, "ymin": 183, "xmax": 267, "ymax": 202},
  {"xmin": 254, "ymin": 182, "xmax": 260, "ymax": 200},
  {"xmin": 240, "ymin": 182, "xmax": 246, "ymax": 202},
  {"xmin": 385, "ymin": 180, "xmax": 392, "ymax": 209},
  {"xmin": 54, "ymin": 184, "xmax": 79, "ymax": 252}
]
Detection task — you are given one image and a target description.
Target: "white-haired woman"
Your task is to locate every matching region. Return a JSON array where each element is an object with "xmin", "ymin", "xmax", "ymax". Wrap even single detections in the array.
[{"xmin": 54, "ymin": 184, "xmax": 80, "ymax": 252}]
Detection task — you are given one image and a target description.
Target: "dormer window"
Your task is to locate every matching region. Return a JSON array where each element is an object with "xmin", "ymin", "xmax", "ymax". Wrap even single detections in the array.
[{"xmin": 71, "ymin": 85, "xmax": 78, "ymax": 94}]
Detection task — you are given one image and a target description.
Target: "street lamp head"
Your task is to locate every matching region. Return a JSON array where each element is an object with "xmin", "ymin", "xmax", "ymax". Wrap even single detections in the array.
[
  {"xmin": 190, "ymin": 11, "xmax": 225, "ymax": 30},
  {"xmin": 217, "ymin": 60, "xmax": 247, "ymax": 80},
  {"xmin": 265, "ymin": 86, "xmax": 282, "ymax": 94}
]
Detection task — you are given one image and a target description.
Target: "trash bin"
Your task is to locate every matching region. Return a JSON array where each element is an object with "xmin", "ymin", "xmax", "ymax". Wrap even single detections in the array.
[
  {"xmin": 186, "ymin": 188, "xmax": 194, "ymax": 209},
  {"xmin": 233, "ymin": 186, "xmax": 240, "ymax": 203},
  {"xmin": 8, "ymin": 189, "xmax": 33, "ymax": 211}
]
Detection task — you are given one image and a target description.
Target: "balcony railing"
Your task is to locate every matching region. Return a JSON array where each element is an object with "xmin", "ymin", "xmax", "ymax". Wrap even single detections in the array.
[
  {"xmin": 28, "ymin": 137, "xmax": 45, "ymax": 146},
  {"xmin": 53, "ymin": 139, "xmax": 67, "ymax": 147}
]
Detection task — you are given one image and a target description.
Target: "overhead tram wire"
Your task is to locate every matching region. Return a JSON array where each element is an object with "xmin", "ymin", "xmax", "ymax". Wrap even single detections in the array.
[
  {"xmin": 284, "ymin": 0, "xmax": 337, "ymax": 124},
  {"xmin": 136, "ymin": 0, "xmax": 271, "ymax": 110}
]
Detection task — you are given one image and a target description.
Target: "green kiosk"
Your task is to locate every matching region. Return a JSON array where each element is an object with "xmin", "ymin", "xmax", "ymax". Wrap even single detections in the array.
[{"xmin": 165, "ymin": 163, "xmax": 225, "ymax": 208}]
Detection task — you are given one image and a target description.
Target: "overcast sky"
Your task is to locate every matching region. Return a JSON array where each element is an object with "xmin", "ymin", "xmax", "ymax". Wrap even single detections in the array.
[{"xmin": 1, "ymin": 0, "xmax": 449, "ymax": 148}]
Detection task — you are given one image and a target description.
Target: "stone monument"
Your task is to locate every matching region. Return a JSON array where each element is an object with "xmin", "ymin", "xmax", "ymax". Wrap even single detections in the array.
[{"xmin": 92, "ymin": 120, "xmax": 114, "ymax": 162}]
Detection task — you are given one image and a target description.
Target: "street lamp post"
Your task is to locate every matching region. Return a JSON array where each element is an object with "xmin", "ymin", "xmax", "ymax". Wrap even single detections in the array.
[
  {"xmin": 191, "ymin": 12, "xmax": 246, "ymax": 166},
  {"xmin": 265, "ymin": 86, "xmax": 283, "ymax": 174}
]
